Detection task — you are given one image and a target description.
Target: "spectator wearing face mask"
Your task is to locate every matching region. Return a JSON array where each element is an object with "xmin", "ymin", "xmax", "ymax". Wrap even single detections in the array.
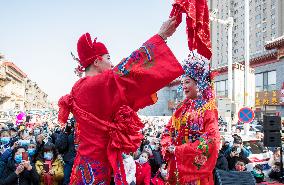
[
  {"xmin": 136, "ymin": 152, "xmax": 151, "ymax": 185},
  {"xmin": 0, "ymin": 146, "xmax": 39, "ymax": 185},
  {"xmin": 35, "ymin": 142, "xmax": 64, "ymax": 185},
  {"xmin": 224, "ymin": 136, "xmax": 251, "ymax": 158},
  {"xmin": 122, "ymin": 153, "xmax": 136, "ymax": 185},
  {"xmin": 148, "ymin": 141, "xmax": 163, "ymax": 177},
  {"xmin": 226, "ymin": 146, "xmax": 242, "ymax": 170},
  {"xmin": 9, "ymin": 127, "xmax": 18, "ymax": 138},
  {"xmin": 0, "ymin": 140, "xmax": 20, "ymax": 162},
  {"xmin": 0, "ymin": 129, "xmax": 11, "ymax": 151},
  {"xmin": 151, "ymin": 163, "xmax": 168, "ymax": 185},
  {"xmin": 27, "ymin": 141, "xmax": 37, "ymax": 163}
]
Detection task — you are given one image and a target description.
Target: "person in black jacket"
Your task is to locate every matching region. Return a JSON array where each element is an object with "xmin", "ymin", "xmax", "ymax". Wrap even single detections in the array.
[
  {"xmin": 149, "ymin": 141, "xmax": 163, "ymax": 177},
  {"xmin": 215, "ymin": 141, "xmax": 229, "ymax": 171},
  {"xmin": 55, "ymin": 118, "xmax": 76, "ymax": 185},
  {"xmin": 0, "ymin": 146, "xmax": 39, "ymax": 185}
]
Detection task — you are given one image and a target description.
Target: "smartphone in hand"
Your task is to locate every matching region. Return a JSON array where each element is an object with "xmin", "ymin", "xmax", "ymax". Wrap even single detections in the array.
[
  {"xmin": 43, "ymin": 163, "xmax": 49, "ymax": 173},
  {"xmin": 22, "ymin": 152, "xmax": 28, "ymax": 161}
]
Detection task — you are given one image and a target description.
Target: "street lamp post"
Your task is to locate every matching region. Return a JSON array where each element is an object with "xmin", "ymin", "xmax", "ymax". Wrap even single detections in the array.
[
  {"xmin": 210, "ymin": 12, "xmax": 234, "ymax": 133},
  {"xmin": 244, "ymin": 0, "xmax": 250, "ymax": 107},
  {"xmin": 244, "ymin": 0, "xmax": 250, "ymax": 136}
]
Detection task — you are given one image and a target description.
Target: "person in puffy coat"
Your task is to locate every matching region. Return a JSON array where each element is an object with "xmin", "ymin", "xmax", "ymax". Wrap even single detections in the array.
[
  {"xmin": 35, "ymin": 142, "xmax": 64, "ymax": 185},
  {"xmin": 0, "ymin": 146, "xmax": 39, "ymax": 185}
]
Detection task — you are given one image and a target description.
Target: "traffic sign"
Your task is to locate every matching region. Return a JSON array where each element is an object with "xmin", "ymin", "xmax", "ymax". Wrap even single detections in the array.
[{"xmin": 238, "ymin": 107, "xmax": 255, "ymax": 123}]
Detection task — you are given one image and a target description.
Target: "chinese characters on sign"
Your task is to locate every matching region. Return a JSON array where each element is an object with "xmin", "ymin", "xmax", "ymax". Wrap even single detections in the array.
[
  {"xmin": 281, "ymin": 82, "xmax": 284, "ymax": 105},
  {"xmin": 255, "ymin": 90, "xmax": 281, "ymax": 106}
]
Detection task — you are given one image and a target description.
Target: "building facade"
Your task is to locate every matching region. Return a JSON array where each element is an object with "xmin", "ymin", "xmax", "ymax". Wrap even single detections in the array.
[
  {"xmin": 0, "ymin": 62, "xmax": 26, "ymax": 111},
  {"xmin": 213, "ymin": 35, "xmax": 284, "ymax": 120},
  {"xmin": 0, "ymin": 58, "xmax": 49, "ymax": 112},
  {"xmin": 209, "ymin": 0, "xmax": 284, "ymax": 68},
  {"xmin": 25, "ymin": 79, "xmax": 48, "ymax": 110}
]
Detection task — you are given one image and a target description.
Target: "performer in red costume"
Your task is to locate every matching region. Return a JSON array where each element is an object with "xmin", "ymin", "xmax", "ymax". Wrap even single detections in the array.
[
  {"xmin": 161, "ymin": 51, "xmax": 220, "ymax": 185},
  {"xmin": 58, "ymin": 17, "xmax": 184, "ymax": 185},
  {"xmin": 161, "ymin": 0, "xmax": 220, "ymax": 184}
]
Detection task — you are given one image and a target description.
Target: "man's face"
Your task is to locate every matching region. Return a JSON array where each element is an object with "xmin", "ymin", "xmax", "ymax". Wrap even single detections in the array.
[
  {"xmin": 233, "ymin": 143, "xmax": 241, "ymax": 148},
  {"xmin": 96, "ymin": 54, "xmax": 112, "ymax": 72}
]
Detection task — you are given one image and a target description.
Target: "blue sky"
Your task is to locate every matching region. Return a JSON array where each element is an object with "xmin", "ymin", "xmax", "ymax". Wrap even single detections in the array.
[{"xmin": 0, "ymin": 0, "xmax": 188, "ymax": 101}]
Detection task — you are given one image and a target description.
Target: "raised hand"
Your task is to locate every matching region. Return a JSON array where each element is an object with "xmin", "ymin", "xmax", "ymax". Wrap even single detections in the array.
[{"xmin": 158, "ymin": 16, "xmax": 178, "ymax": 40}]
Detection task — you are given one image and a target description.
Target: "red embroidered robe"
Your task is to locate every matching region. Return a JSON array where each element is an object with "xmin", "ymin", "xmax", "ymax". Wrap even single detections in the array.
[
  {"xmin": 58, "ymin": 34, "xmax": 184, "ymax": 185},
  {"xmin": 161, "ymin": 99, "xmax": 220, "ymax": 185}
]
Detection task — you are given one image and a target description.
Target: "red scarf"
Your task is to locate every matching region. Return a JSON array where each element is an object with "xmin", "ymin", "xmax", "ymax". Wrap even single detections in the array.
[{"xmin": 170, "ymin": 0, "xmax": 212, "ymax": 59}]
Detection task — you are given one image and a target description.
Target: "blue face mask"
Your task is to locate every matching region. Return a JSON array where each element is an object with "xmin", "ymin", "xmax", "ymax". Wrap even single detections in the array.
[
  {"xmin": 0, "ymin": 137, "xmax": 10, "ymax": 145},
  {"xmin": 44, "ymin": 152, "xmax": 54, "ymax": 161},
  {"xmin": 34, "ymin": 129, "xmax": 40, "ymax": 135},
  {"xmin": 15, "ymin": 154, "xmax": 22, "ymax": 163},
  {"xmin": 122, "ymin": 153, "xmax": 128, "ymax": 159},
  {"xmin": 150, "ymin": 145, "xmax": 156, "ymax": 150},
  {"xmin": 28, "ymin": 149, "xmax": 36, "ymax": 157},
  {"xmin": 19, "ymin": 140, "xmax": 30, "ymax": 147}
]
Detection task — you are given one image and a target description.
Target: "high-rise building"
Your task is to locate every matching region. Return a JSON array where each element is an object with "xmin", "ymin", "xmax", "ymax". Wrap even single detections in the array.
[{"xmin": 210, "ymin": 0, "xmax": 284, "ymax": 68}]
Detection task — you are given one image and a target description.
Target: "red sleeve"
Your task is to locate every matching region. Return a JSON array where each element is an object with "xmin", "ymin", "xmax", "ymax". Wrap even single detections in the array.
[
  {"xmin": 113, "ymin": 34, "xmax": 184, "ymax": 110},
  {"xmin": 57, "ymin": 94, "xmax": 72, "ymax": 126},
  {"xmin": 132, "ymin": 93, "xmax": 158, "ymax": 112}
]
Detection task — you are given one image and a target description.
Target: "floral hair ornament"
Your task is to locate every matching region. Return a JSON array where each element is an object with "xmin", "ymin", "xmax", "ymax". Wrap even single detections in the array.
[
  {"xmin": 178, "ymin": 49, "xmax": 215, "ymax": 102},
  {"xmin": 71, "ymin": 52, "xmax": 84, "ymax": 77}
]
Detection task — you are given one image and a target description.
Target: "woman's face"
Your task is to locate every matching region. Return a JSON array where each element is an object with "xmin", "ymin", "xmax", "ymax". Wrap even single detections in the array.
[
  {"xmin": 15, "ymin": 148, "xmax": 26, "ymax": 157},
  {"xmin": 28, "ymin": 144, "xmax": 36, "ymax": 150},
  {"xmin": 181, "ymin": 76, "xmax": 198, "ymax": 99}
]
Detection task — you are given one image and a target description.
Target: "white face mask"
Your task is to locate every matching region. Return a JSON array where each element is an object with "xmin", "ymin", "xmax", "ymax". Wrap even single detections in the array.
[
  {"xmin": 138, "ymin": 156, "xmax": 147, "ymax": 164},
  {"xmin": 160, "ymin": 169, "xmax": 167, "ymax": 178}
]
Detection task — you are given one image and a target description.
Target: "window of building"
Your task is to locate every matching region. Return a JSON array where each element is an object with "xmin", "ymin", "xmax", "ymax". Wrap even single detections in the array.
[
  {"xmin": 255, "ymin": 73, "xmax": 263, "ymax": 92},
  {"xmin": 256, "ymin": 40, "xmax": 262, "ymax": 47},
  {"xmin": 215, "ymin": 80, "xmax": 228, "ymax": 96},
  {"xmin": 255, "ymin": 5, "xmax": 261, "ymax": 11},
  {"xmin": 256, "ymin": 71, "xmax": 276, "ymax": 92},
  {"xmin": 267, "ymin": 71, "xmax": 276, "ymax": 90},
  {"xmin": 271, "ymin": 18, "xmax": 276, "ymax": 26},
  {"xmin": 271, "ymin": 8, "xmax": 276, "ymax": 15}
]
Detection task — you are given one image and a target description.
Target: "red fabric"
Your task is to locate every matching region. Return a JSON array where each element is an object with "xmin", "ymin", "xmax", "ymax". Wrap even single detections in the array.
[
  {"xmin": 135, "ymin": 162, "xmax": 151, "ymax": 185},
  {"xmin": 151, "ymin": 174, "xmax": 165, "ymax": 185},
  {"xmin": 161, "ymin": 104, "xmax": 220, "ymax": 184},
  {"xmin": 170, "ymin": 0, "xmax": 212, "ymax": 59},
  {"xmin": 77, "ymin": 32, "xmax": 109, "ymax": 68},
  {"xmin": 67, "ymin": 103, "xmax": 142, "ymax": 185},
  {"xmin": 58, "ymin": 34, "xmax": 184, "ymax": 184}
]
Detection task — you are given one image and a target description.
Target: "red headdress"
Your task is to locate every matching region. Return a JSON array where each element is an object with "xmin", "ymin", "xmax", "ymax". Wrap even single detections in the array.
[{"xmin": 74, "ymin": 33, "xmax": 109, "ymax": 76}]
